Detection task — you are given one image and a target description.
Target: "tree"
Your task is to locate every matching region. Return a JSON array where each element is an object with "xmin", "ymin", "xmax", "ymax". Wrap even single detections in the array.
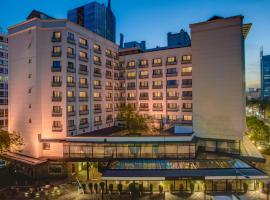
[
  {"xmin": 119, "ymin": 104, "xmax": 148, "ymax": 134},
  {"xmin": 246, "ymin": 116, "xmax": 270, "ymax": 143},
  {"xmin": 0, "ymin": 130, "xmax": 24, "ymax": 153}
]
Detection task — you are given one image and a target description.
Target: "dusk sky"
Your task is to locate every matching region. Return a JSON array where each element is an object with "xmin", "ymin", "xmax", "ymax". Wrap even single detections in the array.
[{"xmin": 1, "ymin": 0, "xmax": 270, "ymax": 89}]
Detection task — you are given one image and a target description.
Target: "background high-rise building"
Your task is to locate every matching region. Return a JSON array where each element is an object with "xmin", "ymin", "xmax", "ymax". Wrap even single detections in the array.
[
  {"xmin": 67, "ymin": 0, "xmax": 116, "ymax": 43},
  {"xmin": 167, "ymin": 29, "xmax": 191, "ymax": 47},
  {"xmin": 260, "ymin": 49, "xmax": 270, "ymax": 100},
  {"xmin": 0, "ymin": 33, "xmax": 8, "ymax": 129}
]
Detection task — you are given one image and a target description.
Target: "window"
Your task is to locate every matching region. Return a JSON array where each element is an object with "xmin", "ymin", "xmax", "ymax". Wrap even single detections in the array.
[
  {"xmin": 79, "ymin": 78, "xmax": 87, "ymax": 85},
  {"xmin": 183, "ymin": 103, "xmax": 192, "ymax": 109},
  {"xmin": 106, "ymin": 103, "xmax": 113, "ymax": 109},
  {"xmin": 140, "ymin": 93, "xmax": 148, "ymax": 98},
  {"xmin": 79, "ymin": 38, "xmax": 88, "ymax": 46},
  {"xmin": 182, "ymin": 91, "xmax": 192, "ymax": 97},
  {"xmin": 127, "ymin": 82, "xmax": 136, "ymax": 88},
  {"xmin": 127, "ymin": 61, "xmax": 135, "ymax": 67},
  {"xmin": 167, "ymin": 91, "xmax": 178, "ymax": 97},
  {"xmin": 48, "ymin": 165, "xmax": 62, "ymax": 175},
  {"xmin": 67, "ymin": 90, "xmax": 75, "ymax": 98},
  {"xmin": 52, "ymin": 46, "xmax": 61, "ymax": 53},
  {"xmin": 80, "ymin": 105, "xmax": 88, "ymax": 111},
  {"xmin": 67, "ymin": 47, "xmax": 75, "ymax": 55},
  {"xmin": 140, "ymin": 70, "xmax": 148, "ymax": 76},
  {"xmin": 167, "ymin": 80, "xmax": 177, "ymax": 86},
  {"xmin": 94, "ymin": 44, "xmax": 101, "ymax": 52},
  {"xmin": 68, "ymin": 120, "xmax": 75, "ymax": 127},
  {"xmin": 79, "ymin": 51, "xmax": 88, "ymax": 59},
  {"xmin": 168, "ymin": 115, "xmax": 177, "ymax": 121},
  {"xmin": 105, "ymin": 49, "xmax": 112, "ymax": 56},
  {"xmin": 182, "ymin": 67, "xmax": 192, "ymax": 73},
  {"xmin": 53, "ymin": 106, "xmax": 61, "ymax": 113},
  {"xmin": 155, "ymin": 114, "xmax": 163, "ymax": 120},
  {"xmin": 53, "ymin": 76, "xmax": 61, "ymax": 83},
  {"xmin": 53, "ymin": 121, "xmax": 62, "ymax": 128},
  {"xmin": 167, "ymin": 68, "xmax": 177, "ymax": 74},
  {"xmin": 153, "ymin": 103, "xmax": 162, "ymax": 108},
  {"xmin": 140, "ymin": 81, "xmax": 148, "ymax": 87},
  {"xmin": 182, "ymin": 79, "xmax": 192, "ymax": 85},
  {"xmin": 80, "ymin": 118, "xmax": 88, "ymax": 125},
  {"xmin": 127, "ymin": 92, "xmax": 136, "ymax": 98},
  {"xmin": 93, "ymin": 92, "xmax": 101, "ymax": 98},
  {"xmin": 183, "ymin": 115, "xmax": 192, "ymax": 121},
  {"xmin": 153, "ymin": 58, "xmax": 162, "ymax": 65},
  {"xmin": 67, "ymin": 32, "xmax": 75, "ymax": 40},
  {"xmin": 28, "ymin": 88, "xmax": 31, "ymax": 94},
  {"xmin": 153, "ymin": 69, "xmax": 162, "ymax": 75},
  {"xmin": 94, "ymin": 116, "xmax": 102, "ymax": 122},
  {"xmin": 127, "ymin": 71, "xmax": 136, "ymax": 78},
  {"xmin": 68, "ymin": 105, "xmax": 74, "ymax": 112},
  {"xmin": 106, "ymin": 60, "xmax": 112, "ymax": 66},
  {"xmin": 153, "ymin": 80, "xmax": 162, "ymax": 86},
  {"xmin": 52, "ymin": 31, "xmax": 61, "ymax": 39},
  {"xmin": 52, "ymin": 91, "xmax": 61, "ymax": 98},
  {"xmin": 140, "ymin": 103, "xmax": 148, "ymax": 108},
  {"xmin": 94, "ymin": 68, "xmax": 101, "ymax": 75},
  {"xmin": 80, "ymin": 91, "xmax": 88, "ymax": 98},
  {"xmin": 94, "ymin": 80, "xmax": 101, "ymax": 86},
  {"xmin": 93, "ymin": 55, "xmax": 101, "ymax": 63},
  {"xmin": 168, "ymin": 103, "xmax": 178, "ymax": 109},
  {"xmin": 106, "ymin": 71, "xmax": 112, "ymax": 77},
  {"xmin": 68, "ymin": 62, "xmax": 74, "ymax": 70},
  {"xmin": 167, "ymin": 56, "xmax": 176, "ymax": 64},
  {"xmin": 79, "ymin": 64, "xmax": 88, "ymax": 72},
  {"xmin": 43, "ymin": 143, "xmax": 50, "ymax": 150},
  {"xmin": 106, "ymin": 92, "xmax": 113, "ymax": 98},
  {"xmin": 52, "ymin": 61, "xmax": 61, "ymax": 69},
  {"xmin": 139, "ymin": 59, "xmax": 148, "ymax": 66},
  {"xmin": 67, "ymin": 76, "xmax": 74, "ymax": 84},
  {"xmin": 182, "ymin": 55, "xmax": 192, "ymax": 62},
  {"xmin": 153, "ymin": 92, "xmax": 162, "ymax": 97}
]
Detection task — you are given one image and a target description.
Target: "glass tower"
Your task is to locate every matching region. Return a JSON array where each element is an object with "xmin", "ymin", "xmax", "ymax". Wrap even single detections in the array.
[{"xmin": 260, "ymin": 49, "xmax": 270, "ymax": 99}]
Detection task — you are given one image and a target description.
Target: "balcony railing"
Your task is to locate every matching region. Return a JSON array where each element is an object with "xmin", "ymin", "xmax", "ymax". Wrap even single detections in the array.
[
  {"xmin": 93, "ymin": 97, "xmax": 102, "ymax": 101},
  {"xmin": 167, "ymin": 84, "xmax": 178, "ymax": 88},
  {"xmin": 51, "ymin": 37, "xmax": 61, "ymax": 43},
  {"xmin": 67, "ymin": 53, "xmax": 76, "ymax": 59},
  {"xmin": 127, "ymin": 86, "xmax": 136, "ymax": 90},
  {"xmin": 68, "ymin": 111, "xmax": 76, "ymax": 117},
  {"xmin": 51, "ymin": 51, "xmax": 62, "ymax": 57},
  {"xmin": 51, "ymin": 66, "xmax": 61, "ymax": 72},
  {"xmin": 139, "ymin": 85, "xmax": 149, "ymax": 89},
  {"xmin": 79, "ymin": 123, "xmax": 89, "ymax": 129},
  {"xmin": 152, "ymin": 85, "xmax": 163, "ymax": 89},
  {"xmin": 94, "ymin": 85, "xmax": 102, "ymax": 90},
  {"xmin": 67, "ymin": 67, "xmax": 75, "ymax": 73},
  {"xmin": 52, "ymin": 96, "xmax": 62, "ymax": 102},
  {"xmin": 106, "ymin": 108, "xmax": 113, "ymax": 112},
  {"xmin": 153, "ymin": 107, "xmax": 163, "ymax": 111},
  {"xmin": 166, "ymin": 61, "xmax": 177, "ymax": 65},
  {"xmin": 182, "ymin": 96, "xmax": 192, "ymax": 100},
  {"xmin": 52, "ymin": 125, "xmax": 63, "ymax": 132},
  {"xmin": 105, "ymin": 52, "xmax": 113, "ymax": 58},
  {"xmin": 181, "ymin": 60, "xmax": 192, "ymax": 64},
  {"xmin": 51, "ymin": 81, "xmax": 62, "ymax": 87},
  {"xmin": 182, "ymin": 108, "xmax": 192, "ymax": 112},
  {"xmin": 127, "ymin": 76, "xmax": 136, "ymax": 80},
  {"xmin": 79, "ymin": 70, "xmax": 88, "ymax": 75},
  {"xmin": 79, "ymin": 84, "xmax": 88, "ymax": 88},
  {"xmin": 139, "ymin": 96, "xmax": 149, "ymax": 100},
  {"xmin": 167, "ymin": 107, "xmax": 179, "ymax": 112},
  {"xmin": 106, "ymin": 119, "xmax": 113, "ymax": 123},
  {"xmin": 139, "ymin": 107, "xmax": 149, "ymax": 111},
  {"xmin": 94, "ymin": 61, "xmax": 102, "ymax": 66},
  {"xmin": 181, "ymin": 84, "xmax": 192, "ymax": 88},
  {"xmin": 106, "ymin": 63, "xmax": 113, "ymax": 69},
  {"xmin": 167, "ymin": 96, "xmax": 179, "ymax": 100},
  {"xmin": 139, "ymin": 75, "xmax": 149, "ymax": 79},
  {"xmin": 94, "ymin": 49, "xmax": 101, "ymax": 54},
  {"xmin": 181, "ymin": 72, "xmax": 192, "ymax": 76},
  {"xmin": 139, "ymin": 63, "xmax": 148, "ymax": 68},
  {"xmin": 94, "ymin": 121, "xmax": 102, "ymax": 126},
  {"xmin": 152, "ymin": 74, "xmax": 163, "ymax": 78},
  {"xmin": 94, "ymin": 73, "xmax": 102, "ymax": 77},
  {"xmin": 52, "ymin": 110, "xmax": 62, "ymax": 117},
  {"xmin": 127, "ymin": 97, "xmax": 136, "ymax": 101},
  {"xmin": 79, "ymin": 97, "xmax": 89, "ymax": 101},
  {"xmin": 79, "ymin": 56, "xmax": 89, "ymax": 62},
  {"xmin": 68, "ymin": 125, "xmax": 76, "ymax": 131},
  {"xmin": 67, "ymin": 97, "xmax": 75, "ymax": 102},
  {"xmin": 67, "ymin": 82, "xmax": 75, "ymax": 87},
  {"xmin": 67, "ymin": 37, "xmax": 75, "ymax": 45},
  {"xmin": 79, "ymin": 43, "xmax": 89, "ymax": 50},
  {"xmin": 79, "ymin": 110, "xmax": 89, "ymax": 115},
  {"xmin": 105, "ymin": 86, "xmax": 113, "ymax": 90},
  {"xmin": 106, "ymin": 75, "xmax": 113, "ymax": 79},
  {"xmin": 152, "ymin": 63, "xmax": 162, "ymax": 67},
  {"xmin": 152, "ymin": 96, "xmax": 163, "ymax": 100},
  {"xmin": 166, "ymin": 72, "xmax": 178, "ymax": 77}
]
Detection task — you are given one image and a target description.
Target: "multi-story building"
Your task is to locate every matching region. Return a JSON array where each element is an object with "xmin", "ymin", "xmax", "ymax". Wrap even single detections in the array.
[
  {"xmin": 7, "ymin": 13, "xmax": 268, "ymax": 192},
  {"xmin": 260, "ymin": 49, "xmax": 270, "ymax": 100},
  {"xmin": 167, "ymin": 29, "xmax": 191, "ymax": 47},
  {"xmin": 0, "ymin": 33, "xmax": 8, "ymax": 129},
  {"xmin": 67, "ymin": 0, "xmax": 116, "ymax": 43}
]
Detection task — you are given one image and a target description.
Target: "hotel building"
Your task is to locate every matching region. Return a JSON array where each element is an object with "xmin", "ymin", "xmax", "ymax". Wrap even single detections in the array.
[
  {"xmin": 6, "ymin": 11, "xmax": 268, "ymax": 193},
  {"xmin": 0, "ymin": 33, "xmax": 8, "ymax": 129}
]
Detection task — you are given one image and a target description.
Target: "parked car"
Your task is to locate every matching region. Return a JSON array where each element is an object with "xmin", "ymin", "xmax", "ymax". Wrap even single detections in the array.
[{"xmin": 0, "ymin": 160, "xmax": 6, "ymax": 169}]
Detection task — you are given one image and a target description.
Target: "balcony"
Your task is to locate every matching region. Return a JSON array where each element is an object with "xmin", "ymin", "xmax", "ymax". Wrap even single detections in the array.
[
  {"xmin": 152, "ymin": 96, "xmax": 163, "ymax": 100},
  {"xmin": 152, "ymin": 85, "xmax": 163, "ymax": 89},
  {"xmin": 127, "ymin": 76, "xmax": 136, "ymax": 80},
  {"xmin": 181, "ymin": 72, "xmax": 192, "ymax": 76},
  {"xmin": 106, "ymin": 97, "xmax": 113, "ymax": 101},
  {"xmin": 51, "ymin": 37, "xmax": 61, "ymax": 43},
  {"xmin": 139, "ymin": 75, "xmax": 149, "ymax": 79},
  {"xmin": 52, "ymin": 96, "xmax": 62, "ymax": 102},
  {"xmin": 79, "ymin": 110, "xmax": 89, "ymax": 115},
  {"xmin": 106, "ymin": 108, "xmax": 113, "ymax": 112},
  {"xmin": 67, "ymin": 67, "xmax": 75, "ymax": 73},
  {"xmin": 181, "ymin": 60, "xmax": 192, "ymax": 64},
  {"xmin": 182, "ymin": 84, "xmax": 192, "ymax": 88},
  {"xmin": 105, "ymin": 86, "xmax": 113, "ymax": 90},
  {"xmin": 51, "ymin": 81, "xmax": 62, "ymax": 87},
  {"xmin": 115, "ymin": 76, "xmax": 125, "ymax": 80},
  {"xmin": 166, "ymin": 61, "xmax": 177, "ymax": 65},
  {"xmin": 52, "ymin": 125, "xmax": 63, "ymax": 132},
  {"xmin": 153, "ymin": 107, "xmax": 163, "ymax": 111},
  {"xmin": 139, "ymin": 85, "xmax": 149, "ymax": 90},
  {"xmin": 67, "ymin": 82, "xmax": 75, "ymax": 87},
  {"xmin": 139, "ymin": 63, "xmax": 148, "ymax": 68},
  {"xmin": 106, "ymin": 63, "xmax": 113, "ymax": 69},
  {"xmin": 94, "ymin": 48, "xmax": 101, "ymax": 54},
  {"xmin": 94, "ymin": 121, "xmax": 102, "ymax": 126},
  {"xmin": 105, "ymin": 52, "xmax": 113, "ymax": 58},
  {"xmin": 126, "ymin": 65, "xmax": 136, "ymax": 70},
  {"xmin": 94, "ymin": 72, "xmax": 102, "ymax": 77},
  {"xmin": 79, "ymin": 97, "xmax": 89, "ymax": 102},
  {"xmin": 94, "ymin": 61, "xmax": 102, "ymax": 66},
  {"xmin": 127, "ymin": 97, "xmax": 136, "ymax": 101},
  {"xmin": 79, "ymin": 123, "xmax": 89, "ymax": 129},
  {"xmin": 67, "ymin": 37, "xmax": 75, "ymax": 45},
  {"xmin": 127, "ymin": 86, "xmax": 136, "ymax": 90},
  {"xmin": 139, "ymin": 107, "xmax": 149, "ymax": 111},
  {"xmin": 167, "ymin": 107, "xmax": 179, "ymax": 112},
  {"xmin": 182, "ymin": 96, "xmax": 192, "ymax": 100},
  {"xmin": 79, "ymin": 69, "xmax": 88, "ymax": 75},
  {"xmin": 51, "ymin": 66, "xmax": 61, "ymax": 72},
  {"xmin": 79, "ymin": 56, "xmax": 89, "ymax": 62},
  {"xmin": 79, "ymin": 43, "xmax": 89, "ymax": 50},
  {"xmin": 182, "ymin": 108, "xmax": 192, "ymax": 112},
  {"xmin": 67, "ymin": 53, "xmax": 75, "ymax": 59},
  {"xmin": 67, "ymin": 97, "xmax": 75, "ymax": 102},
  {"xmin": 152, "ymin": 74, "xmax": 163, "ymax": 78},
  {"xmin": 167, "ymin": 96, "xmax": 179, "ymax": 100},
  {"xmin": 152, "ymin": 63, "xmax": 162, "ymax": 67},
  {"xmin": 106, "ymin": 119, "xmax": 113, "ymax": 123},
  {"xmin": 167, "ymin": 84, "xmax": 178, "ymax": 88},
  {"xmin": 51, "ymin": 51, "xmax": 62, "ymax": 57},
  {"xmin": 139, "ymin": 96, "xmax": 149, "ymax": 100},
  {"xmin": 94, "ymin": 85, "xmax": 102, "ymax": 90},
  {"xmin": 68, "ymin": 111, "xmax": 76, "ymax": 117},
  {"xmin": 79, "ymin": 83, "xmax": 88, "ymax": 88},
  {"xmin": 52, "ymin": 110, "xmax": 62, "ymax": 117},
  {"xmin": 68, "ymin": 125, "xmax": 76, "ymax": 131},
  {"xmin": 106, "ymin": 75, "xmax": 113, "ymax": 79},
  {"xmin": 166, "ymin": 72, "xmax": 178, "ymax": 77},
  {"xmin": 93, "ymin": 97, "xmax": 102, "ymax": 101}
]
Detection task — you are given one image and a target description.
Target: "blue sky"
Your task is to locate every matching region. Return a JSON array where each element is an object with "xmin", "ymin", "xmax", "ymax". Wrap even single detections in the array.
[{"xmin": 1, "ymin": 0, "xmax": 270, "ymax": 88}]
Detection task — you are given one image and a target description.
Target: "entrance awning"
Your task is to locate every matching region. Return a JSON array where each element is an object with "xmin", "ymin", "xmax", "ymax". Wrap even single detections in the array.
[{"xmin": 1, "ymin": 152, "xmax": 47, "ymax": 166}]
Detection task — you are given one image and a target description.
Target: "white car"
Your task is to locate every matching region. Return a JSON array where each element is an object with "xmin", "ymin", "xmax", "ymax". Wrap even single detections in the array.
[{"xmin": 0, "ymin": 159, "xmax": 6, "ymax": 169}]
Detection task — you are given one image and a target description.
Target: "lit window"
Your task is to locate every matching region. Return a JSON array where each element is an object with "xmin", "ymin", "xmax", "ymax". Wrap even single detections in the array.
[
  {"xmin": 67, "ymin": 76, "xmax": 74, "ymax": 83},
  {"xmin": 182, "ymin": 55, "xmax": 192, "ymax": 61},
  {"xmin": 183, "ymin": 115, "xmax": 192, "ymax": 121},
  {"xmin": 93, "ymin": 92, "xmax": 101, "ymax": 98},
  {"xmin": 79, "ymin": 38, "xmax": 88, "ymax": 46},
  {"xmin": 52, "ymin": 32, "xmax": 61, "ymax": 39},
  {"xmin": 94, "ymin": 80, "xmax": 101, "ymax": 86},
  {"xmin": 68, "ymin": 105, "xmax": 74, "ymax": 112},
  {"xmin": 52, "ymin": 46, "xmax": 61, "ymax": 53},
  {"xmin": 182, "ymin": 67, "xmax": 192, "ymax": 73},
  {"xmin": 94, "ymin": 44, "xmax": 101, "ymax": 51},
  {"xmin": 79, "ymin": 51, "xmax": 88, "ymax": 59},
  {"xmin": 79, "ymin": 91, "xmax": 88, "ymax": 98},
  {"xmin": 93, "ymin": 55, "xmax": 101, "ymax": 62},
  {"xmin": 127, "ymin": 61, "xmax": 135, "ymax": 67},
  {"xmin": 67, "ymin": 90, "xmax": 74, "ymax": 97},
  {"xmin": 167, "ymin": 56, "xmax": 176, "ymax": 63},
  {"xmin": 153, "ymin": 58, "xmax": 162, "ymax": 64},
  {"xmin": 127, "ymin": 72, "xmax": 136, "ymax": 78},
  {"xmin": 153, "ymin": 92, "xmax": 162, "ymax": 97},
  {"xmin": 140, "ymin": 70, "xmax": 148, "ymax": 76},
  {"xmin": 79, "ymin": 78, "xmax": 87, "ymax": 85}
]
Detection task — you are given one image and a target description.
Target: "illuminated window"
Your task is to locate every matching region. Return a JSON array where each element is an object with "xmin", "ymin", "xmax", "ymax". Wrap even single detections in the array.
[
  {"xmin": 153, "ymin": 80, "xmax": 162, "ymax": 86},
  {"xmin": 167, "ymin": 56, "xmax": 176, "ymax": 63},
  {"xmin": 52, "ymin": 91, "xmax": 61, "ymax": 97},
  {"xmin": 140, "ymin": 59, "xmax": 148, "ymax": 66},
  {"xmin": 168, "ymin": 115, "xmax": 177, "ymax": 121},
  {"xmin": 79, "ymin": 91, "xmax": 88, "ymax": 98},
  {"xmin": 183, "ymin": 115, "xmax": 192, "ymax": 121},
  {"xmin": 140, "ymin": 70, "xmax": 148, "ymax": 76},
  {"xmin": 153, "ymin": 92, "xmax": 162, "ymax": 97},
  {"xmin": 105, "ymin": 49, "xmax": 112, "ymax": 56},
  {"xmin": 79, "ymin": 105, "xmax": 88, "ymax": 111},
  {"xmin": 182, "ymin": 55, "xmax": 192, "ymax": 61},
  {"xmin": 93, "ymin": 92, "xmax": 101, "ymax": 98},
  {"xmin": 52, "ymin": 46, "xmax": 61, "ymax": 53},
  {"xmin": 67, "ymin": 90, "xmax": 75, "ymax": 97},
  {"xmin": 67, "ymin": 76, "xmax": 74, "ymax": 83},
  {"xmin": 68, "ymin": 105, "xmax": 74, "ymax": 112},
  {"xmin": 94, "ymin": 80, "xmax": 101, "ymax": 86},
  {"xmin": 128, "ymin": 92, "xmax": 136, "ymax": 98},
  {"xmin": 94, "ymin": 116, "xmax": 102, "ymax": 122},
  {"xmin": 94, "ymin": 44, "xmax": 101, "ymax": 51},
  {"xmin": 183, "ymin": 103, "xmax": 192, "ymax": 109},
  {"xmin": 93, "ymin": 55, "xmax": 101, "ymax": 62},
  {"xmin": 67, "ymin": 47, "xmax": 74, "ymax": 55},
  {"xmin": 127, "ymin": 61, "xmax": 135, "ymax": 67},
  {"xmin": 182, "ymin": 67, "xmax": 192, "ymax": 73},
  {"xmin": 167, "ymin": 103, "xmax": 178, "ymax": 108},
  {"xmin": 79, "ymin": 38, "xmax": 88, "ymax": 46},
  {"xmin": 53, "ymin": 121, "xmax": 62, "ymax": 128},
  {"xmin": 52, "ymin": 31, "xmax": 61, "ymax": 39},
  {"xmin": 127, "ymin": 71, "xmax": 136, "ymax": 78},
  {"xmin": 153, "ymin": 103, "xmax": 162, "ymax": 108},
  {"xmin": 167, "ymin": 91, "xmax": 178, "ymax": 97},
  {"xmin": 79, "ymin": 78, "xmax": 87, "ymax": 85},
  {"xmin": 79, "ymin": 51, "xmax": 88, "ymax": 59},
  {"xmin": 153, "ymin": 58, "xmax": 162, "ymax": 64},
  {"xmin": 53, "ymin": 76, "xmax": 61, "ymax": 83}
]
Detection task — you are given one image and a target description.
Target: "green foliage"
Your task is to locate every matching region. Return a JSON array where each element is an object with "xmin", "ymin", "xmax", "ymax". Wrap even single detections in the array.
[
  {"xmin": 247, "ymin": 98, "xmax": 270, "ymax": 119},
  {"xmin": 246, "ymin": 116, "xmax": 270, "ymax": 142},
  {"xmin": 119, "ymin": 104, "xmax": 148, "ymax": 134},
  {"xmin": 0, "ymin": 130, "xmax": 24, "ymax": 153}
]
